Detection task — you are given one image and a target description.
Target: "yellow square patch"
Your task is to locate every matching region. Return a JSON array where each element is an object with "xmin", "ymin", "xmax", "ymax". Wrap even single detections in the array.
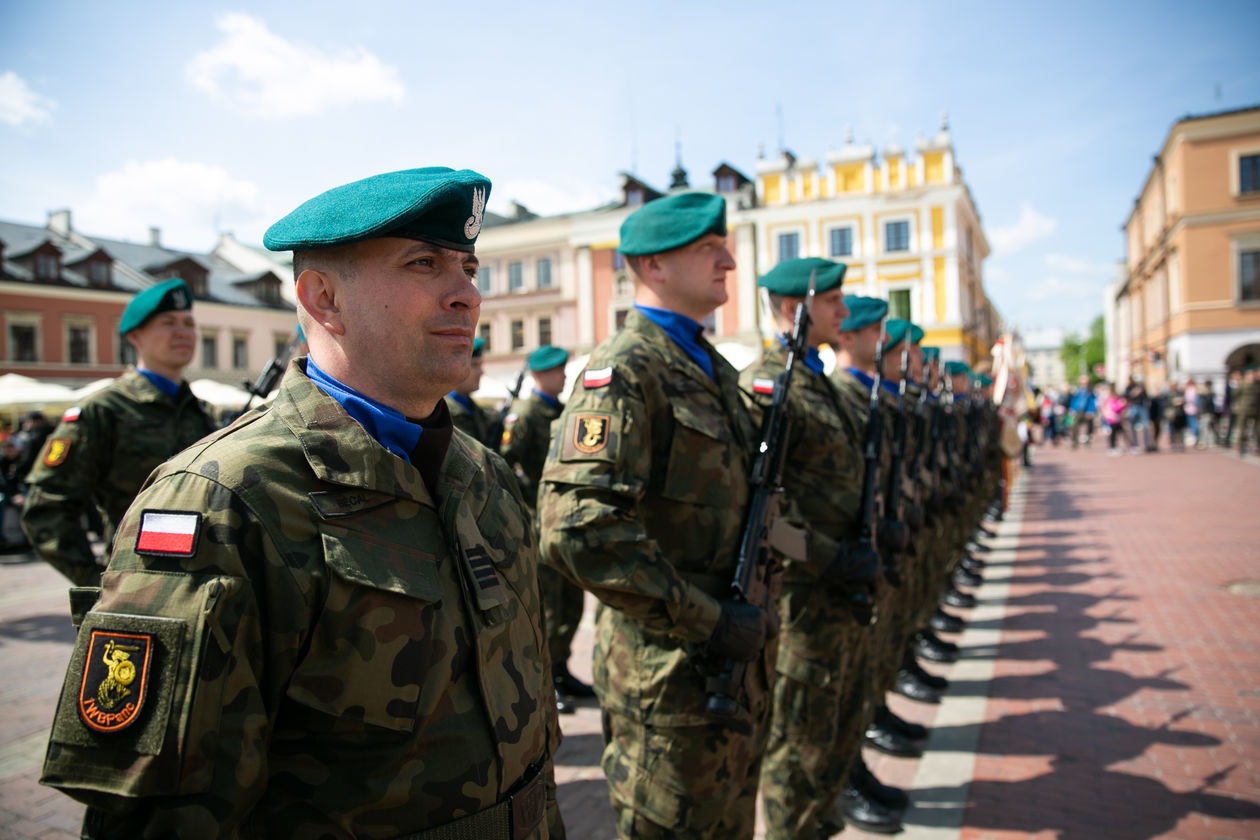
[{"xmin": 43, "ymin": 438, "xmax": 71, "ymax": 467}]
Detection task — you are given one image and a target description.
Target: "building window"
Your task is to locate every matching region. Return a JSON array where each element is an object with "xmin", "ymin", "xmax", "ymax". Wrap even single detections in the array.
[
  {"xmin": 1241, "ymin": 154, "xmax": 1260, "ymax": 194},
  {"xmin": 89, "ymin": 261, "xmax": 111, "ymax": 287},
  {"xmin": 9, "ymin": 324, "xmax": 38, "ymax": 362},
  {"xmin": 537, "ymin": 258, "xmax": 553, "ymax": 289},
  {"xmin": 119, "ymin": 338, "xmax": 137, "ymax": 366},
  {"xmin": 889, "ymin": 289, "xmax": 912, "ymax": 321},
  {"xmin": 829, "ymin": 227, "xmax": 853, "ymax": 257},
  {"xmin": 613, "ymin": 251, "xmax": 625, "ymax": 270},
  {"xmin": 36, "ymin": 253, "xmax": 59, "ymax": 280},
  {"xmin": 232, "ymin": 336, "xmax": 248, "ymax": 369},
  {"xmin": 885, "ymin": 220, "xmax": 910, "ymax": 252},
  {"xmin": 717, "ymin": 174, "xmax": 737, "ymax": 193},
  {"xmin": 256, "ymin": 279, "xmax": 280, "ymax": 304},
  {"xmin": 510, "ymin": 319, "xmax": 524, "ymax": 350},
  {"xmin": 1241, "ymin": 249, "xmax": 1260, "ymax": 302},
  {"xmin": 615, "ymin": 308, "xmax": 628, "ymax": 331},
  {"xmin": 626, "ymin": 189, "xmax": 644, "ymax": 207},
  {"xmin": 479, "ymin": 265, "xmax": 493, "ymax": 296},
  {"xmin": 508, "ymin": 261, "xmax": 523, "ymax": 293},
  {"xmin": 538, "ymin": 317, "xmax": 552, "ymax": 347},
  {"xmin": 777, "ymin": 232, "xmax": 800, "ymax": 263},
  {"xmin": 67, "ymin": 324, "xmax": 91, "ymax": 364},
  {"xmin": 201, "ymin": 334, "xmax": 218, "ymax": 369},
  {"xmin": 615, "ymin": 273, "xmax": 632, "ymax": 298},
  {"xmin": 273, "ymin": 334, "xmax": 289, "ymax": 358},
  {"xmin": 478, "ymin": 323, "xmax": 491, "ymax": 351}
]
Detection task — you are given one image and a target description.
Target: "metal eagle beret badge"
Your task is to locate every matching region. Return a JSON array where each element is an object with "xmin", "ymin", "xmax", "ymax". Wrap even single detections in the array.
[{"xmin": 263, "ymin": 167, "xmax": 492, "ymax": 253}]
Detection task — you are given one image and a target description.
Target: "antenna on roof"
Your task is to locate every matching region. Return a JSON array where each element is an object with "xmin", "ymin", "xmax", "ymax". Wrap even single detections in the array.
[{"xmin": 776, "ymin": 103, "xmax": 785, "ymax": 153}]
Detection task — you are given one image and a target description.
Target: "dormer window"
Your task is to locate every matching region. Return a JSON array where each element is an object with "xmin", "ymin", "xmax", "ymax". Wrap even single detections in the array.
[
  {"xmin": 717, "ymin": 175, "xmax": 736, "ymax": 194},
  {"xmin": 256, "ymin": 276, "xmax": 281, "ymax": 304},
  {"xmin": 627, "ymin": 188, "xmax": 644, "ymax": 207},
  {"xmin": 36, "ymin": 252, "xmax": 59, "ymax": 280},
  {"xmin": 88, "ymin": 260, "xmax": 111, "ymax": 287}
]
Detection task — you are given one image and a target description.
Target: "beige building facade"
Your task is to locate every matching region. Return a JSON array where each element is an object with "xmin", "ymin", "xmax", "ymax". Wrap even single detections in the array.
[{"xmin": 1118, "ymin": 105, "xmax": 1260, "ymax": 390}]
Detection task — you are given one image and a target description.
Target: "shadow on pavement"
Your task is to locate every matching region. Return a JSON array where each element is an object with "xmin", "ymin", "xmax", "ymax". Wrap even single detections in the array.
[{"xmin": 0, "ymin": 612, "xmax": 76, "ymax": 646}]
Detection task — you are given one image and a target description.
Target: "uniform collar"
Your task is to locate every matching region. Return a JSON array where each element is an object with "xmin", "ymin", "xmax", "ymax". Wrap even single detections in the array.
[
  {"xmin": 532, "ymin": 389, "xmax": 561, "ymax": 408},
  {"xmin": 634, "ymin": 304, "xmax": 713, "ymax": 379}
]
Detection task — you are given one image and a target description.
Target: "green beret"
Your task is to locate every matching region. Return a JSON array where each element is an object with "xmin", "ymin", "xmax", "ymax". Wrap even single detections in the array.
[
  {"xmin": 119, "ymin": 278, "xmax": 193, "ymax": 335},
  {"xmin": 883, "ymin": 319, "xmax": 925, "ymax": 351},
  {"xmin": 944, "ymin": 360, "xmax": 972, "ymax": 377},
  {"xmin": 922, "ymin": 346, "xmax": 941, "ymax": 363},
  {"xmin": 979, "ymin": 374, "xmax": 994, "ymax": 386},
  {"xmin": 841, "ymin": 296, "xmax": 888, "ymax": 332},
  {"xmin": 618, "ymin": 192, "xmax": 726, "ymax": 256},
  {"xmin": 264, "ymin": 167, "xmax": 492, "ymax": 253},
  {"xmin": 528, "ymin": 345, "xmax": 569, "ymax": 371},
  {"xmin": 472, "ymin": 337, "xmax": 486, "ymax": 357},
  {"xmin": 758, "ymin": 258, "xmax": 846, "ymax": 296}
]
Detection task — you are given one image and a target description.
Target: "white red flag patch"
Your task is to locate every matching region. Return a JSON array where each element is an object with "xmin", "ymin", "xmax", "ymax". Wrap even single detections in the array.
[
  {"xmin": 135, "ymin": 511, "xmax": 201, "ymax": 557},
  {"xmin": 583, "ymin": 367, "xmax": 613, "ymax": 388}
]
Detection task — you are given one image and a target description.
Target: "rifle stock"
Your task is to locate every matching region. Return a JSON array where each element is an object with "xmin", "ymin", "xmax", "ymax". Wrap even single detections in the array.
[{"xmin": 486, "ymin": 363, "xmax": 527, "ymax": 452}]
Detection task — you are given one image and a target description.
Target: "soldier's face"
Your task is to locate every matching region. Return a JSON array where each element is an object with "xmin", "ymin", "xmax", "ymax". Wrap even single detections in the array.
[
  {"xmin": 652, "ymin": 234, "xmax": 735, "ymax": 321},
  {"xmin": 127, "ymin": 310, "xmax": 197, "ymax": 375},
  {"xmin": 807, "ymin": 287, "xmax": 849, "ymax": 348},
  {"xmin": 454, "ymin": 355, "xmax": 483, "ymax": 396},
  {"xmin": 533, "ymin": 366, "xmax": 566, "ymax": 398},
  {"xmin": 908, "ymin": 343, "xmax": 924, "ymax": 381},
  {"xmin": 334, "ymin": 237, "xmax": 481, "ymax": 409}
]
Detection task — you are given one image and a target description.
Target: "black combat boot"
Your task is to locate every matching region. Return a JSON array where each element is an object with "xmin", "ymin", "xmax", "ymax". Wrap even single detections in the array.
[
  {"xmin": 854, "ymin": 755, "xmax": 910, "ymax": 813},
  {"xmin": 894, "ymin": 667, "xmax": 942, "ymax": 704},
  {"xmin": 915, "ymin": 630, "xmax": 960, "ymax": 663},
  {"xmin": 953, "ymin": 566, "xmax": 983, "ymax": 589},
  {"xmin": 941, "ymin": 585, "xmax": 976, "ymax": 609},
  {"xmin": 554, "ymin": 663, "xmax": 596, "ymax": 699},
  {"xmin": 930, "ymin": 607, "xmax": 965, "ymax": 634},
  {"xmin": 842, "ymin": 776, "xmax": 904, "ymax": 834},
  {"xmin": 876, "ymin": 704, "xmax": 928, "ymax": 741}
]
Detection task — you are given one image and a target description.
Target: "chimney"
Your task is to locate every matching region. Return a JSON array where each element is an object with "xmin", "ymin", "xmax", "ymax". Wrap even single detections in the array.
[
  {"xmin": 149, "ymin": 226, "xmax": 162, "ymax": 248},
  {"xmin": 47, "ymin": 209, "xmax": 71, "ymax": 236}
]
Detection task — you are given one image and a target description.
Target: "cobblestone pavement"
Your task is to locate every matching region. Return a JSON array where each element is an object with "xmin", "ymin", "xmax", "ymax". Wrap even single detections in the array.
[{"xmin": 1, "ymin": 442, "xmax": 1257, "ymax": 839}]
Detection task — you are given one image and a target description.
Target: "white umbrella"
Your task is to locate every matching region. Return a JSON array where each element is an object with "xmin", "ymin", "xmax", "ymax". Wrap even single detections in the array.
[
  {"xmin": 0, "ymin": 373, "xmax": 76, "ymax": 407},
  {"xmin": 70, "ymin": 377, "xmax": 115, "ymax": 401},
  {"xmin": 190, "ymin": 378, "xmax": 255, "ymax": 409}
]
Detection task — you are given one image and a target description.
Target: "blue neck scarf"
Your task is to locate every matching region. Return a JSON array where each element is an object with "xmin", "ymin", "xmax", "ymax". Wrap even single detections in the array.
[
  {"xmin": 635, "ymin": 304, "xmax": 713, "ymax": 378},
  {"xmin": 846, "ymin": 366, "xmax": 875, "ymax": 390},
  {"xmin": 532, "ymin": 389, "xmax": 561, "ymax": 408},
  {"xmin": 778, "ymin": 335, "xmax": 823, "ymax": 376},
  {"xmin": 306, "ymin": 358, "xmax": 422, "ymax": 463},
  {"xmin": 137, "ymin": 369, "xmax": 180, "ymax": 398},
  {"xmin": 447, "ymin": 391, "xmax": 475, "ymax": 412}
]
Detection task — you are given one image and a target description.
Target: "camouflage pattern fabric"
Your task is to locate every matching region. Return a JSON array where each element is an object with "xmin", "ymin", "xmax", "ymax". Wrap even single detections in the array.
[
  {"xmin": 500, "ymin": 394, "xmax": 584, "ymax": 667},
  {"xmin": 743, "ymin": 343, "xmax": 869, "ymax": 840},
  {"xmin": 538, "ymin": 309, "xmax": 773, "ymax": 838},
  {"xmin": 446, "ymin": 393, "xmax": 495, "ymax": 447},
  {"xmin": 41, "ymin": 359, "xmax": 565, "ymax": 840},
  {"xmin": 21, "ymin": 369, "xmax": 216, "ymax": 587}
]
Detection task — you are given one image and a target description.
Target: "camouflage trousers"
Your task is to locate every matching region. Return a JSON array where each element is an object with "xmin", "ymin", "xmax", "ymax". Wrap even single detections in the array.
[
  {"xmin": 760, "ymin": 622, "xmax": 865, "ymax": 840},
  {"xmin": 868, "ymin": 557, "xmax": 917, "ymax": 710},
  {"xmin": 601, "ymin": 710, "xmax": 767, "ymax": 839},
  {"xmin": 539, "ymin": 564, "xmax": 585, "ymax": 666}
]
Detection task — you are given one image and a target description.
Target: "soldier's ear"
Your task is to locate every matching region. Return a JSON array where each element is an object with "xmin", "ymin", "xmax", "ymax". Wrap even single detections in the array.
[{"xmin": 296, "ymin": 268, "xmax": 346, "ymax": 337}]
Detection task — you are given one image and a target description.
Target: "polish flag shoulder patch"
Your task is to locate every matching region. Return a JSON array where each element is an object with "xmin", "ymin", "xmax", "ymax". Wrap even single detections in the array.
[
  {"xmin": 62, "ymin": 406, "xmax": 82, "ymax": 422},
  {"xmin": 583, "ymin": 367, "xmax": 613, "ymax": 389},
  {"xmin": 135, "ymin": 510, "xmax": 202, "ymax": 557},
  {"xmin": 752, "ymin": 378, "xmax": 776, "ymax": 395}
]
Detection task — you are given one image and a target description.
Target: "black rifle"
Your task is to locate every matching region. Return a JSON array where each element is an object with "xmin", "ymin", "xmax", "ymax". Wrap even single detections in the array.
[
  {"xmin": 228, "ymin": 330, "xmax": 304, "ymax": 423},
  {"xmin": 878, "ymin": 343, "xmax": 910, "ymax": 582},
  {"xmin": 705, "ymin": 272, "xmax": 816, "ymax": 731},
  {"xmin": 902, "ymin": 374, "xmax": 930, "ymax": 530},
  {"xmin": 854, "ymin": 330, "xmax": 889, "ymax": 613},
  {"xmin": 485, "ymin": 362, "xmax": 528, "ymax": 452}
]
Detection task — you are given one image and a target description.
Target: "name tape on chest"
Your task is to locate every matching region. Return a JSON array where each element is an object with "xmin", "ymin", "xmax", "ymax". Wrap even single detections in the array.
[
  {"xmin": 135, "ymin": 510, "xmax": 202, "ymax": 557},
  {"xmin": 583, "ymin": 367, "xmax": 613, "ymax": 389}
]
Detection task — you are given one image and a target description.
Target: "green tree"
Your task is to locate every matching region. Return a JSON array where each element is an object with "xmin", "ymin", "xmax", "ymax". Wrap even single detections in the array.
[{"xmin": 1060, "ymin": 315, "xmax": 1106, "ymax": 384}]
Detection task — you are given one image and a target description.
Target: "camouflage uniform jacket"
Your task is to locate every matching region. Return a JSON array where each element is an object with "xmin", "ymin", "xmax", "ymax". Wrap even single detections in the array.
[
  {"xmin": 741, "ymin": 342, "xmax": 863, "ymax": 585},
  {"xmin": 538, "ymin": 309, "xmax": 772, "ymax": 727},
  {"xmin": 500, "ymin": 393, "xmax": 563, "ymax": 509},
  {"xmin": 42, "ymin": 360, "xmax": 563, "ymax": 840},
  {"xmin": 446, "ymin": 393, "xmax": 495, "ymax": 447},
  {"xmin": 22, "ymin": 369, "xmax": 215, "ymax": 586}
]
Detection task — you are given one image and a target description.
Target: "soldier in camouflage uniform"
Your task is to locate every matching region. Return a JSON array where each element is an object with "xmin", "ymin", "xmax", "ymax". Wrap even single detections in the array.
[
  {"xmin": 40, "ymin": 168, "xmax": 565, "ymax": 840},
  {"xmin": 22, "ymin": 278, "xmax": 215, "ymax": 589},
  {"xmin": 741, "ymin": 259, "xmax": 879, "ymax": 840},
  {"xmin": 538, "ymin": 192, "xmax": 777, "ymax": 840},
  {"xmin": 1232, "ymin": 365, "xmax": 1259, "ymax": 455},
  {"xmin": 446, "ymin": 335, "xmax": 496, "ymax": 444},
  {"xmin": 501, "ymin": 345, "xmax": 593, "ymax": 708}
]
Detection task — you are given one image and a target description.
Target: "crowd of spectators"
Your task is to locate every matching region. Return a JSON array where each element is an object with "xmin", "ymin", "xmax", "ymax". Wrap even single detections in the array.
[
  {"xmin": 1025, "ymin": 370, "xmax": 1253, "ymax": 460},
  {"xmin": 0, "ymin": 411, "xmax": 52, "ymax": 551}
]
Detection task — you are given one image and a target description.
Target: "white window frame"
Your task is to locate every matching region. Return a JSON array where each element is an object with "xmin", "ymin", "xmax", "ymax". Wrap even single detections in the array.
[
  {"xmin": 479, "ymin": 264, "xmax": 494, "ymax": 297},
  {"xmin": 536, "ymin": 257, "xmax": 553, "ymax": 290},
  {"xmin": 5, "ymin": 311, "xmax": 42, "ymax": 363},
  {"xmin": 826, "ymin": 224, "xmax": 857, "ymax": 258},
  {"xmin": 63, "ymin": 315, "xmax": 96, "ymax": 365},
  {"xmin": 882, "ymin": 215, "xmax": 915, "ymax": 253},
  {"xmin": 1234, "ymin": 231, "xmax": 1260, "ymax": 307},
  {"xmin": 200, "ymin": 329, "xmax": 219, "ymax": 370},
  {"xmin": 885, "ymin": 284, "xmax": 917, "ymax": 322},
  {"xmin": 508, "ymin": 261, "xmax": 524, "ymax": 293},
  {"xmin": 232, "ymin": 332, "xmax": 249, "ymax": 370},
  {"xmin": 773, "ymin": 225, "xmax": 805, "ymax": 264},
  {"xmin": 1230, "ymin": 146, "xmax": 1260, "ymax": 197}
]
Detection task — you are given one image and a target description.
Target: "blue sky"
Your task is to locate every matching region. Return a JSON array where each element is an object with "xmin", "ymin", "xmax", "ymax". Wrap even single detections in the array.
[{"xmin": 2, "ymin": 0, "xmax": 1258, "ymax": 335}]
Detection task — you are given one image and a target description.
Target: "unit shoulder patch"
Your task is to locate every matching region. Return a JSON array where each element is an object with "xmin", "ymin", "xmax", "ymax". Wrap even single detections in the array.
[
  {"xmin": 77, "ymin": 629, "xmax": 154, "ymax": 733},
  {"xmin": 42, "ymin": 438, "xmax": 71, "ymax": 467},
  {"xmin": 573, "ymin": 414, "xmax": 610, "ymax": 454}
]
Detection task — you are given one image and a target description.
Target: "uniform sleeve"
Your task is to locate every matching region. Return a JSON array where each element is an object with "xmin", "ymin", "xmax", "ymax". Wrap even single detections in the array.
[
  {"xmin": 21, "ymin": 407, "xmax": 109, "ymax": 585},
  {"xmin": 537, "ymin": 368, "xmax": 722, "ymax": 644},
  {"xmin": 40, "ymin": 470, "xmax": 310, "ymax": 840}
]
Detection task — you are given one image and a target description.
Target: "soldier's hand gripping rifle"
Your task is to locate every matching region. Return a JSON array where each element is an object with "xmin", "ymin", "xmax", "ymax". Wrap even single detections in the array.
[
  {"xmin": 485, "ymin": 362, "xmax": 528, "ymax": 452},
  {"xmin": 878, "ymin": 343, "xmax": 911, "ymax": 583},
  {"xmin": 705, "ymin": 272, "xmax": 815, "ymax": 731}
]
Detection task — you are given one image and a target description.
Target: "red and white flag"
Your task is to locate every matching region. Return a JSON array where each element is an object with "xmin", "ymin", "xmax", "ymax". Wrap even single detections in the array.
[
  {"xmin": 583, "ymin": 367, "xmax": 613, "ymax": 389},
  {"xmin": 135, "ymin": 511, "xmax": 201, "ymax": 556},
  {"xmin": 752, "ymin": 377, "xmax": 775, "ymax": 395}
]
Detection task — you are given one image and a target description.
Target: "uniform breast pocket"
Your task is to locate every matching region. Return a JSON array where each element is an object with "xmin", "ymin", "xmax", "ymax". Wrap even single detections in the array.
[
  {"xmin": 285, "ymin": 526, "xmax": 445, "ymax": 732},
  {"xmin": 661, "ymin": 400, "xmax": 737, "ymax": 509}
]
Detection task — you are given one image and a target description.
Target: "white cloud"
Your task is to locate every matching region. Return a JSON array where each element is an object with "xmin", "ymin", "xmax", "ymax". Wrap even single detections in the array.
[
  {"xmin": 1024, "ymin": 274, "xmax": 1104, "ymax": 303},
  {"xmin": 78, "ymin": 158, "xmax": 261, "ymax": 250},
  {"xmin": 186, "ymin": 13, "xmax": 405, "ymax": 119},
  {"xmin": 988, "ymin": 203, "xmax": 1057, "ymax": 255},
  {"xmin": 0, "ymin": 71, "xmax": 56, "ymax": 127},
  {"xmin": 1044, "ymin": 252, "xmax": 1116, "ymax": 276},
  {"xmin": 488, "ymin": 178, "xmax": 619, "ymax": 218}
]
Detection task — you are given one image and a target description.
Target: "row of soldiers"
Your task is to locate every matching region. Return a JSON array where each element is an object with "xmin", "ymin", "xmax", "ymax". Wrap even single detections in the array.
[{"xmin": 26, "ymin": 171, "xmax": 1001, "ymax": 839}]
